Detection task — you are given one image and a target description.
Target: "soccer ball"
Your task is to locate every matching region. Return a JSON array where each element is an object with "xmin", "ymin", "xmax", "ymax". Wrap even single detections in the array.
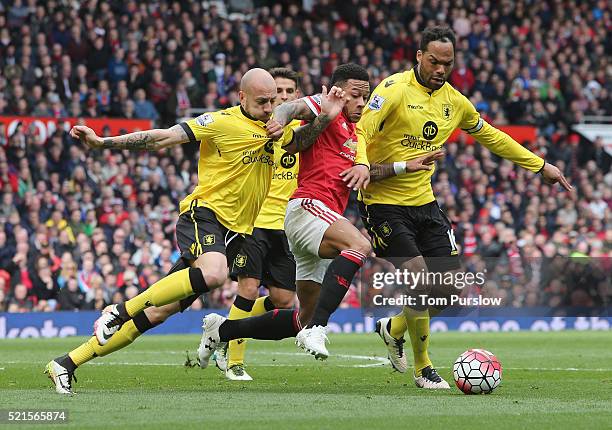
[{"xmin": 453, "ymin": 349, "xmax": 502, "ymax": 394}]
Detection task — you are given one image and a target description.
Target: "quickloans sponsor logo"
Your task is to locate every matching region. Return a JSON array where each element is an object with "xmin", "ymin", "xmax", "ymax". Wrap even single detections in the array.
[
  {"xmin": 400, "ymin": 134, "xmax": 442, "ymax": 151},
  {"xmin": 242, "ymin": 149, "xmax": 274, "ymax": 166}
]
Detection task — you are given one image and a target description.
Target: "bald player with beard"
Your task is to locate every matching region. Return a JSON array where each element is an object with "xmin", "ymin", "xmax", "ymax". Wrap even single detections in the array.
[{"xmin": 44, "ymin": 68, "xmax": 312, "ymax": 395}]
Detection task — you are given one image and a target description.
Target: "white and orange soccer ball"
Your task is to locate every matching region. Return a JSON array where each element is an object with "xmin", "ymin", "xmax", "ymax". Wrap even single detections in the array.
[{"xmin": 453, "ymin": 349, "xmax": 502, "ymax": 394}]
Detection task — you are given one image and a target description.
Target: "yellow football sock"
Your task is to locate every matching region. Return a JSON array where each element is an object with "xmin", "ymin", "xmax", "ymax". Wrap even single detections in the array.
[
  {"xmin": 389, "ymin": 312, "xmax": 408, "ymax": 339},
  {"xmin": 125, "ymin": 268, "xmax": 202, "ymax": 317},
  {"xmin": 68, "ymin": 320, "xmax": 142, "ymax": 367},
  {"xmin": 251, "ymin": 296, "xmax": 271, "ymax": 317},
  {"xmin": 227, "ymin": 296, "xmax": 256, "ymax": 368},
  {"xmin": 403, "ymin": 306, "xmax": 432, "ymax": 376}
]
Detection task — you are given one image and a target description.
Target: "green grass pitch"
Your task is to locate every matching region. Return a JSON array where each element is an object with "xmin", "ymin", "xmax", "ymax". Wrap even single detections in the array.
[{"xmin": 1, "ymin": 331, "xmax": 611, "ymax": 429}]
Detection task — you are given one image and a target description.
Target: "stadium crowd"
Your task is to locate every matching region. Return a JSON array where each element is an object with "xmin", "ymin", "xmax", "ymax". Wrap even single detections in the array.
[{"xmin": 0, "ymin": 0, "xmax": 610, "ymax": 312}]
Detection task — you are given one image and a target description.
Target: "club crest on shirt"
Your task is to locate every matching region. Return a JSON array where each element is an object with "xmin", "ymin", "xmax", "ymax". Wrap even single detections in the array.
[
  {"xmin": 442, "ymin": 104, "xmax": 453, "ymax": 120},
  {"xmin": 203, "ymin": 234, "xmax": 215, "ymax": 245},
  {"xmin": 340, "ymin": 139, "xmax": 357, "ymax": 161},
  {"xmin": 195, "ymin": 113, "xmax": 214, "ymax": 126},
  {"xmin": 368, "ymin": 94, "xmax": 385, "ymax": 111}
]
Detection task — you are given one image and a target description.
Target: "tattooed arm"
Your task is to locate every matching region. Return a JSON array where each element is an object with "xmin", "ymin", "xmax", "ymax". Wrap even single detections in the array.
[
  {"xmin": 266, "ymin": 85, "xmax": 347, "ymax": 148},
  {"xmin": 369, "ymin": 163, "xmax": 397, "ymax": 182},
  {"xmin": 69, "ymin": 124, "xmax": 190, "ymax": 151},
  {"xmin": 272, "ymin": 99, "xmax": 317, "ymax": 128},
  {"xmin": 281, "ymin": 114, "xmax": 333, "ymax": 155}
]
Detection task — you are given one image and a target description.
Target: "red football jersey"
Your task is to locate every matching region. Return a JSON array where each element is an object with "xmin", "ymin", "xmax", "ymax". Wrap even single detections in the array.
[{"xmin": 291, "ymin": 94, "xmax": 359, "ymax": 214}]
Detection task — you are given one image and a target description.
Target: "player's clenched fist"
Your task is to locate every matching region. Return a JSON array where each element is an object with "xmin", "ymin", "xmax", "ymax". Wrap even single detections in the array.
[
  {"xmin": 265, "ymin": 118, "xmax": 284, "ymax": 141},
  {"xmin": 70, "ymin": 125, "xmax": 103, "ymax": 149}
]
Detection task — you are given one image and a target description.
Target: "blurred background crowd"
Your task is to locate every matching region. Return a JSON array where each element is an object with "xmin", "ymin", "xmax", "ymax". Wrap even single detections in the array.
[{"xmin": 0, "ymin": 0, "xmax": 610, "ymax": 312}]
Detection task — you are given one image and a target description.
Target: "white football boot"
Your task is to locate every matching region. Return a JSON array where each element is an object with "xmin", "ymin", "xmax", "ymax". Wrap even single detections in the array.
[
  {"xmin": 414, "ymin": 366, "xmax": 451, "ymax": 389},
  {"xmin": 93, "ymin": 304, "xmax": 125, "ymax": 345},
  {"xmin": 375, "ymin": 317, "xmax": 408, "ymax": 373},
  {"xmin": 198, "ymin": 313, "xmax": 227, "ymax": 369},
  {"xmin": 212, "ymin": 344, "xmax": 228, "ymax": 372},
  {"xmin": 44, "ymin": 360, "xmax": 76, "ymax": 395},
  {"xmin": 295, "ymin": 325, "xmax": 329, "ymax": 360},
  {"xmin": 225, "ymin": 364, "xmax": 253, "ymax": 381}
]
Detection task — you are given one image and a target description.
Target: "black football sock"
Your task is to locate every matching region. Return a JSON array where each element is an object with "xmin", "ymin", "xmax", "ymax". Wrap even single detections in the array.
[
  {"xmin": 219, "ymin": 309, "xmax": 301, "ymax": 341},
  {"xmin": 307, "ymin": 249, "xmax": 366, "ymax": 328},
  {"xmin": 55, "ymin": 354, "xmax": 77, "ymax": 373}
]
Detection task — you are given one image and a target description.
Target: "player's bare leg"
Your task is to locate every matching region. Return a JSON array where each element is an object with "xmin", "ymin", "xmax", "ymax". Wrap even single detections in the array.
[
  {"xmin": 296, "ymin": 218, "xmax": 370, "ymax": 359},
  {"xmin": 295, "ymin": 280, "xmax": 321, "ymax": 326}
]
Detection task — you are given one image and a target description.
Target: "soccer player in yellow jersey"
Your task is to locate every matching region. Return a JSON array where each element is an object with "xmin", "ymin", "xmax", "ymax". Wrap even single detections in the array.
[
  {"xmin": 43, "ymin": 68, "xmax": 299, "ymax": 395},
  {"xmin": 356, "ymin": 26, "xmax": 571, "ymax": 389},
  {"xmin": 216, "ymin": 68, "xmax": 302, "ymax": 381}
]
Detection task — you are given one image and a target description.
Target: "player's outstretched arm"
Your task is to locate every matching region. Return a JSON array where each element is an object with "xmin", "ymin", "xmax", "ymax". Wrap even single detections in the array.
[
  {"xmin": 367, "ymin": 150, "xmax": 445, "ymax": 182},
  {"xmin": 70, "ymin": 124, "xmax": 190, "ymax": 151}
]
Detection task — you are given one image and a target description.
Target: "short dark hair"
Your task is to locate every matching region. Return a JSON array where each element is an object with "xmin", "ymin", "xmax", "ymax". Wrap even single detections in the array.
[
  {"xmin": 420, "ymin": 26, "xmax": 456, "ymax": 52},
  {"xmin": 330, "ymin": 63, "xmax": 369, "ymax": 86},
  {"xmin": 269, "ymin": 67, "xmax": 300, "ymax": 87}
]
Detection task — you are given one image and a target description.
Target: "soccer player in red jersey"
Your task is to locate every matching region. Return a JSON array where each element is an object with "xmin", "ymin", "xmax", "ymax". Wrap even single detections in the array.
[
  {"xmin": 197, "ymin": 64, "xmax": 369, "ymax": 362},
  {"xmin": 197, "ymin": 64, "xmax": 433, "ymax": 363}
]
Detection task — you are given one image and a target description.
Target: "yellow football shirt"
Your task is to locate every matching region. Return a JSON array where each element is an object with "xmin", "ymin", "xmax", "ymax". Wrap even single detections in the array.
[
  {"xmin": 357, "ymin": 68, "xmax": 544, "ymax": 206},
  {"xmin": 178, "ymin": 106, "xmax": 293, "ymax": 234},
  {"xmin": 254, "ymin": 119, "xmax": 301, "ymax": 230}
]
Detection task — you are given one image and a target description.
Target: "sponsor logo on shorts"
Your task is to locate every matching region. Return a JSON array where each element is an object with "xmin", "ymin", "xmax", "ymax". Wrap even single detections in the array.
[
  {"xmin": 203, "ymin": 235, "xmax": 215, "ymax": 245},
  {"xmin": 234, "ymin": 254, "xmax": 248, "ymax": 268},
  {"xmin": 379, "ymin": 221, "xmax": 393, "ymax": 237}
]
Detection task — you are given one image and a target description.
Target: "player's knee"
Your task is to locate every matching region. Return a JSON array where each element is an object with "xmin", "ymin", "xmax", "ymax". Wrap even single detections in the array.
[
  {"xmin": 237, "ymin": 277, "xmax": 260, "ymax": 300},
  {"xmin": 203, "ymin": 268, "xmax": 228, "ymax": 289},
  {"xmin": 430, "ymin": 282, "xmax": 461, "ymax": 311},
  {"xmin": 348, "ymin": 235, "xmax": 371, "ymax": 256},
  {"xmin": 270, "ymin": 294, "xmax": 295, "ymax": 309}
]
